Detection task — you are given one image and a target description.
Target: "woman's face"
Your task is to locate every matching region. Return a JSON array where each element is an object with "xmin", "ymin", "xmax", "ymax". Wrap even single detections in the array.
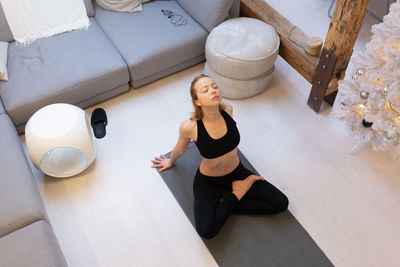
[{"xmin": 194, "ymin": 77, "xmax": 222, "ymax": 108}]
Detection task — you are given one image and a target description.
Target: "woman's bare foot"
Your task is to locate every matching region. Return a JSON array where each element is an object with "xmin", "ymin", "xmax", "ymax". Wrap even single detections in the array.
[{"xmin": 232, "ymin": 175, "xmax": 264, "ymax": 200}]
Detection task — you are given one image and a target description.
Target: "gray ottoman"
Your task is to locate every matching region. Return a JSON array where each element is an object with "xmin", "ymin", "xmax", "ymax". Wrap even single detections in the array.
[{"xmin": 204, "ymin": 17, "xmax": 279, "ymax": 99}]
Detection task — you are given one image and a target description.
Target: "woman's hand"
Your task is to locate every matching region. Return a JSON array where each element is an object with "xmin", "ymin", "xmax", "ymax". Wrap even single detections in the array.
[
  {"xmin": 232, "ymin": 175, "xmax": 264, "ymax": 200},
  {"xmin": 151, "ymin": 154, "xmax": 173, "ymax": 172}
]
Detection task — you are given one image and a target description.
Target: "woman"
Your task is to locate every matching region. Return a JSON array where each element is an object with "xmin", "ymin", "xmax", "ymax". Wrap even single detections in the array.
[{"xmin": 151, "ymin": 74, "xmax": 288, "ymax": 239}]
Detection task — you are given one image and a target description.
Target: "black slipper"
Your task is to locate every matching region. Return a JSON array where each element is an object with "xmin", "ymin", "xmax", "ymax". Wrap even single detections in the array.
[{"xmin": 91, "ymin": 108, "xmax": 107, "ymax": 139}]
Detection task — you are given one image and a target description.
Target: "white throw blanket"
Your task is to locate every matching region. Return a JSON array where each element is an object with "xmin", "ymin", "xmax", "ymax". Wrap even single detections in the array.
[{"xmin": 0, "ymin": 0, "xmax": 89, "ymax": 45}]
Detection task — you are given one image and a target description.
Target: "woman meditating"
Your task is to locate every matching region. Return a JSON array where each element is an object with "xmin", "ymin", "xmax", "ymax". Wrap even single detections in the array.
[{"xmin": 152, "ymin": 74, "xmax": 289, "ymax": 239}]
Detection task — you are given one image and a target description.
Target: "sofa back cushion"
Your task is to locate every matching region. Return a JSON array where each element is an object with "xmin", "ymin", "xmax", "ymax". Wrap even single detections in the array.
[
  {"xmin": 84, "ymin": 0, "xmax": 96, "ymax": 17},
  {"xmin": 0, "ymin": 96, "xmax": 5, "ymax": 114},
  {"xmin": 0, "ymin": 0, "xmax": 94, "ymax": 43},
  {"xmin": 229, "ymin": 0, "xmax": 240, "ymax": 18},
  {"xmin": 0, "ymin": 41, "xmax": 8, "ymax": 81},
  {"xmin": 176, "ymin": 0, "xmax": 234, "ymax": 32},
  {"xmin": 0, "ymin": 4, "xmax": 13, "ymax": 42}
]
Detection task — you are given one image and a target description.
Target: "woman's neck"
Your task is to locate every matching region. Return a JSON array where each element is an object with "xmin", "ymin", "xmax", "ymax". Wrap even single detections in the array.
[{"xmin": 201, "ymin": 106, "xmax": 220, "ymax": 122}]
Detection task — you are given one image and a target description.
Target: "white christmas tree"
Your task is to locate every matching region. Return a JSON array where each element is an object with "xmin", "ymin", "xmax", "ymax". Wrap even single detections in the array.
[{"xmin": 333, "ymin": 0, "xmax": 400, "ymax": 155}]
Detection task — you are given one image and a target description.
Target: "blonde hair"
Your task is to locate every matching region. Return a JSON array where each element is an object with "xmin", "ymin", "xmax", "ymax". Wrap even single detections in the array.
[{"xmin": 190, "ymin": 74, "xmax": 225, "ymax": 121}]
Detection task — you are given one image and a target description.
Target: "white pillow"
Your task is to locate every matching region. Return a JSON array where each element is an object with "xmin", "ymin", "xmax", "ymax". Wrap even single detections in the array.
[
  {"xmin": 0, "ymin": 41, "xmax": 8, "ymax": 82},
  {"xmin": 96, "ymin": 0, "xmax": 143, "ymax": 12}
]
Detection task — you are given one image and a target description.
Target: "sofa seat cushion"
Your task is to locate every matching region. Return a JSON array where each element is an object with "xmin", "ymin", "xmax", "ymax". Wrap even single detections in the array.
[
  {"xmin": 94, "ymin": 0, "xmax": 208, "ymax": 87},
  {"xmin": 0, "ymin": 220, "xmax": 67, "ymax": 267},
  {"xmin": 0, "ymin": 18, "xmax": 129, "ymax": 129},
  {"xmin": 0, "ymin": 114, "xmax": 48, "ymax": 238}
]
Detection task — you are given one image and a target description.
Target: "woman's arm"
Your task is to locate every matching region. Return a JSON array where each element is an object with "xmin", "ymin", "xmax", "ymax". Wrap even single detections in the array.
[
  {"xmin": 151, "ymin": 120, "xmax": 194, "ymax": 172},
  {"xmin": 168, "ymin": 120, "xmax": 193, "ymax": 165}
]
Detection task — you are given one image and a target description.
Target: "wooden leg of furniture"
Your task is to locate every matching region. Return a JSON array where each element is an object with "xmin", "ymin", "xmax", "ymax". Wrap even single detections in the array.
[
  {"xmin": 240, "ymin": 0, "xmax": 370, "ymax": 113},
  {"xmin": 307, "ymin": 0, "xmax": 370, "ymax": 112},
  {"xmin": 307, "ymin": 48, "xmax": 337, "ymax": 112}
]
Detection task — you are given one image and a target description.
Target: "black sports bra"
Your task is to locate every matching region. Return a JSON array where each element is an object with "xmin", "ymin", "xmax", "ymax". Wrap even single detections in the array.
[{"xmin": 194, "ymin": 109, "xmax": 240, "ymax": 159}]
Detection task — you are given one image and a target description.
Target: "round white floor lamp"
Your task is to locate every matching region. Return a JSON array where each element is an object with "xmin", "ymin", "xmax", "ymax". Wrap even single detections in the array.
[{"xmin": 25, "ymin": 103, "xmax": 96, "ymax": 178}]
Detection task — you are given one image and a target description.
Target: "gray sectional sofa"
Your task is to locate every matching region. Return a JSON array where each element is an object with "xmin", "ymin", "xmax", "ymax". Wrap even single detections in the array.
[
  {"xmin": 0, "ymin": 108, "xmax": 68, "ymax": 266},
  {"xmin": 0, "ymin": 0, "xmax": 239, "ymax": 265},
  {"xmin": 0, "ymin": 0, "xmax": 239, "ymax": 134}
]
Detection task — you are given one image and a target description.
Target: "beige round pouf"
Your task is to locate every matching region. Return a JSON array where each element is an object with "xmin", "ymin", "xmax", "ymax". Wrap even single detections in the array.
[
  {"xmin": 205, "ymin": 17, "xmax": 279, "ymax": 80},
  {"xmin": 204, "ymin": 62, "xmax": 274, "ymax": 99},
  {"xmin": 204, "ymin": 17, "xmax": 279, "ymax": 99}
]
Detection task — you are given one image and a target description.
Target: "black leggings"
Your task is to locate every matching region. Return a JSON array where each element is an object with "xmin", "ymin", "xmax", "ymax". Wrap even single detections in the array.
[{"xmin": 193, "ymin": 162, "xmax": 289, "ymax": 239}]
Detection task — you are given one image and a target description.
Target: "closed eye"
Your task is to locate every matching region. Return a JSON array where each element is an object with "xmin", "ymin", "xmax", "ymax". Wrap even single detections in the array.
[{"xmin": 201, "ymin": 87, "xmax": 209, "ymax": 93}]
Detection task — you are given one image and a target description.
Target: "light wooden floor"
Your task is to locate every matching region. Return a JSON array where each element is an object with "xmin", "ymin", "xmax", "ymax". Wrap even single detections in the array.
[{"xmin": 20, "ymin": 1, "xmax": 400, "ymax": 266}]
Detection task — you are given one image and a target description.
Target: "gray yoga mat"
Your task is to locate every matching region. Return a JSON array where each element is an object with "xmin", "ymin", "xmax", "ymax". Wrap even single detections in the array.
[{"xmin": 159, "ymin": 142, "xmax": 333, "ymax": 267}]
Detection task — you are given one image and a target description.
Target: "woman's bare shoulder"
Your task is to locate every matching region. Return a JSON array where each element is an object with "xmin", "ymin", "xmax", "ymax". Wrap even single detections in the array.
[
  {"xmin": 223, "ymin": 103, "xmax": 233, "ymax": 117},
  {"xmin": 179, "ymin": 119, "xmax": 196, "ymax": 138}
]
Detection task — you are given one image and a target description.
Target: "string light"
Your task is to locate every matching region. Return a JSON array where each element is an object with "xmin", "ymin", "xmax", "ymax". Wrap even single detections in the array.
[
  {"xmin": 388, "ymin": 100, "xmax": 400, "ymax": 118},
  {"xmin": 332, "ymin": 1, "xmax": 400, "ymax": 152}
]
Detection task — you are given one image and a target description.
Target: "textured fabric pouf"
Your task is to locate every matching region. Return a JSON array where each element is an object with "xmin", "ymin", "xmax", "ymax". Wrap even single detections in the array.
[
  {"xmin": 204, "ymin": 17, "xmax": 279, "ymax": 99},
  {"xmin": 204, "ymin": 63, "xmax": 274, "ymax": 99},
  {"xmin": 25, "ymin": 103, "xmax": 96, "ymax": 178}
]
